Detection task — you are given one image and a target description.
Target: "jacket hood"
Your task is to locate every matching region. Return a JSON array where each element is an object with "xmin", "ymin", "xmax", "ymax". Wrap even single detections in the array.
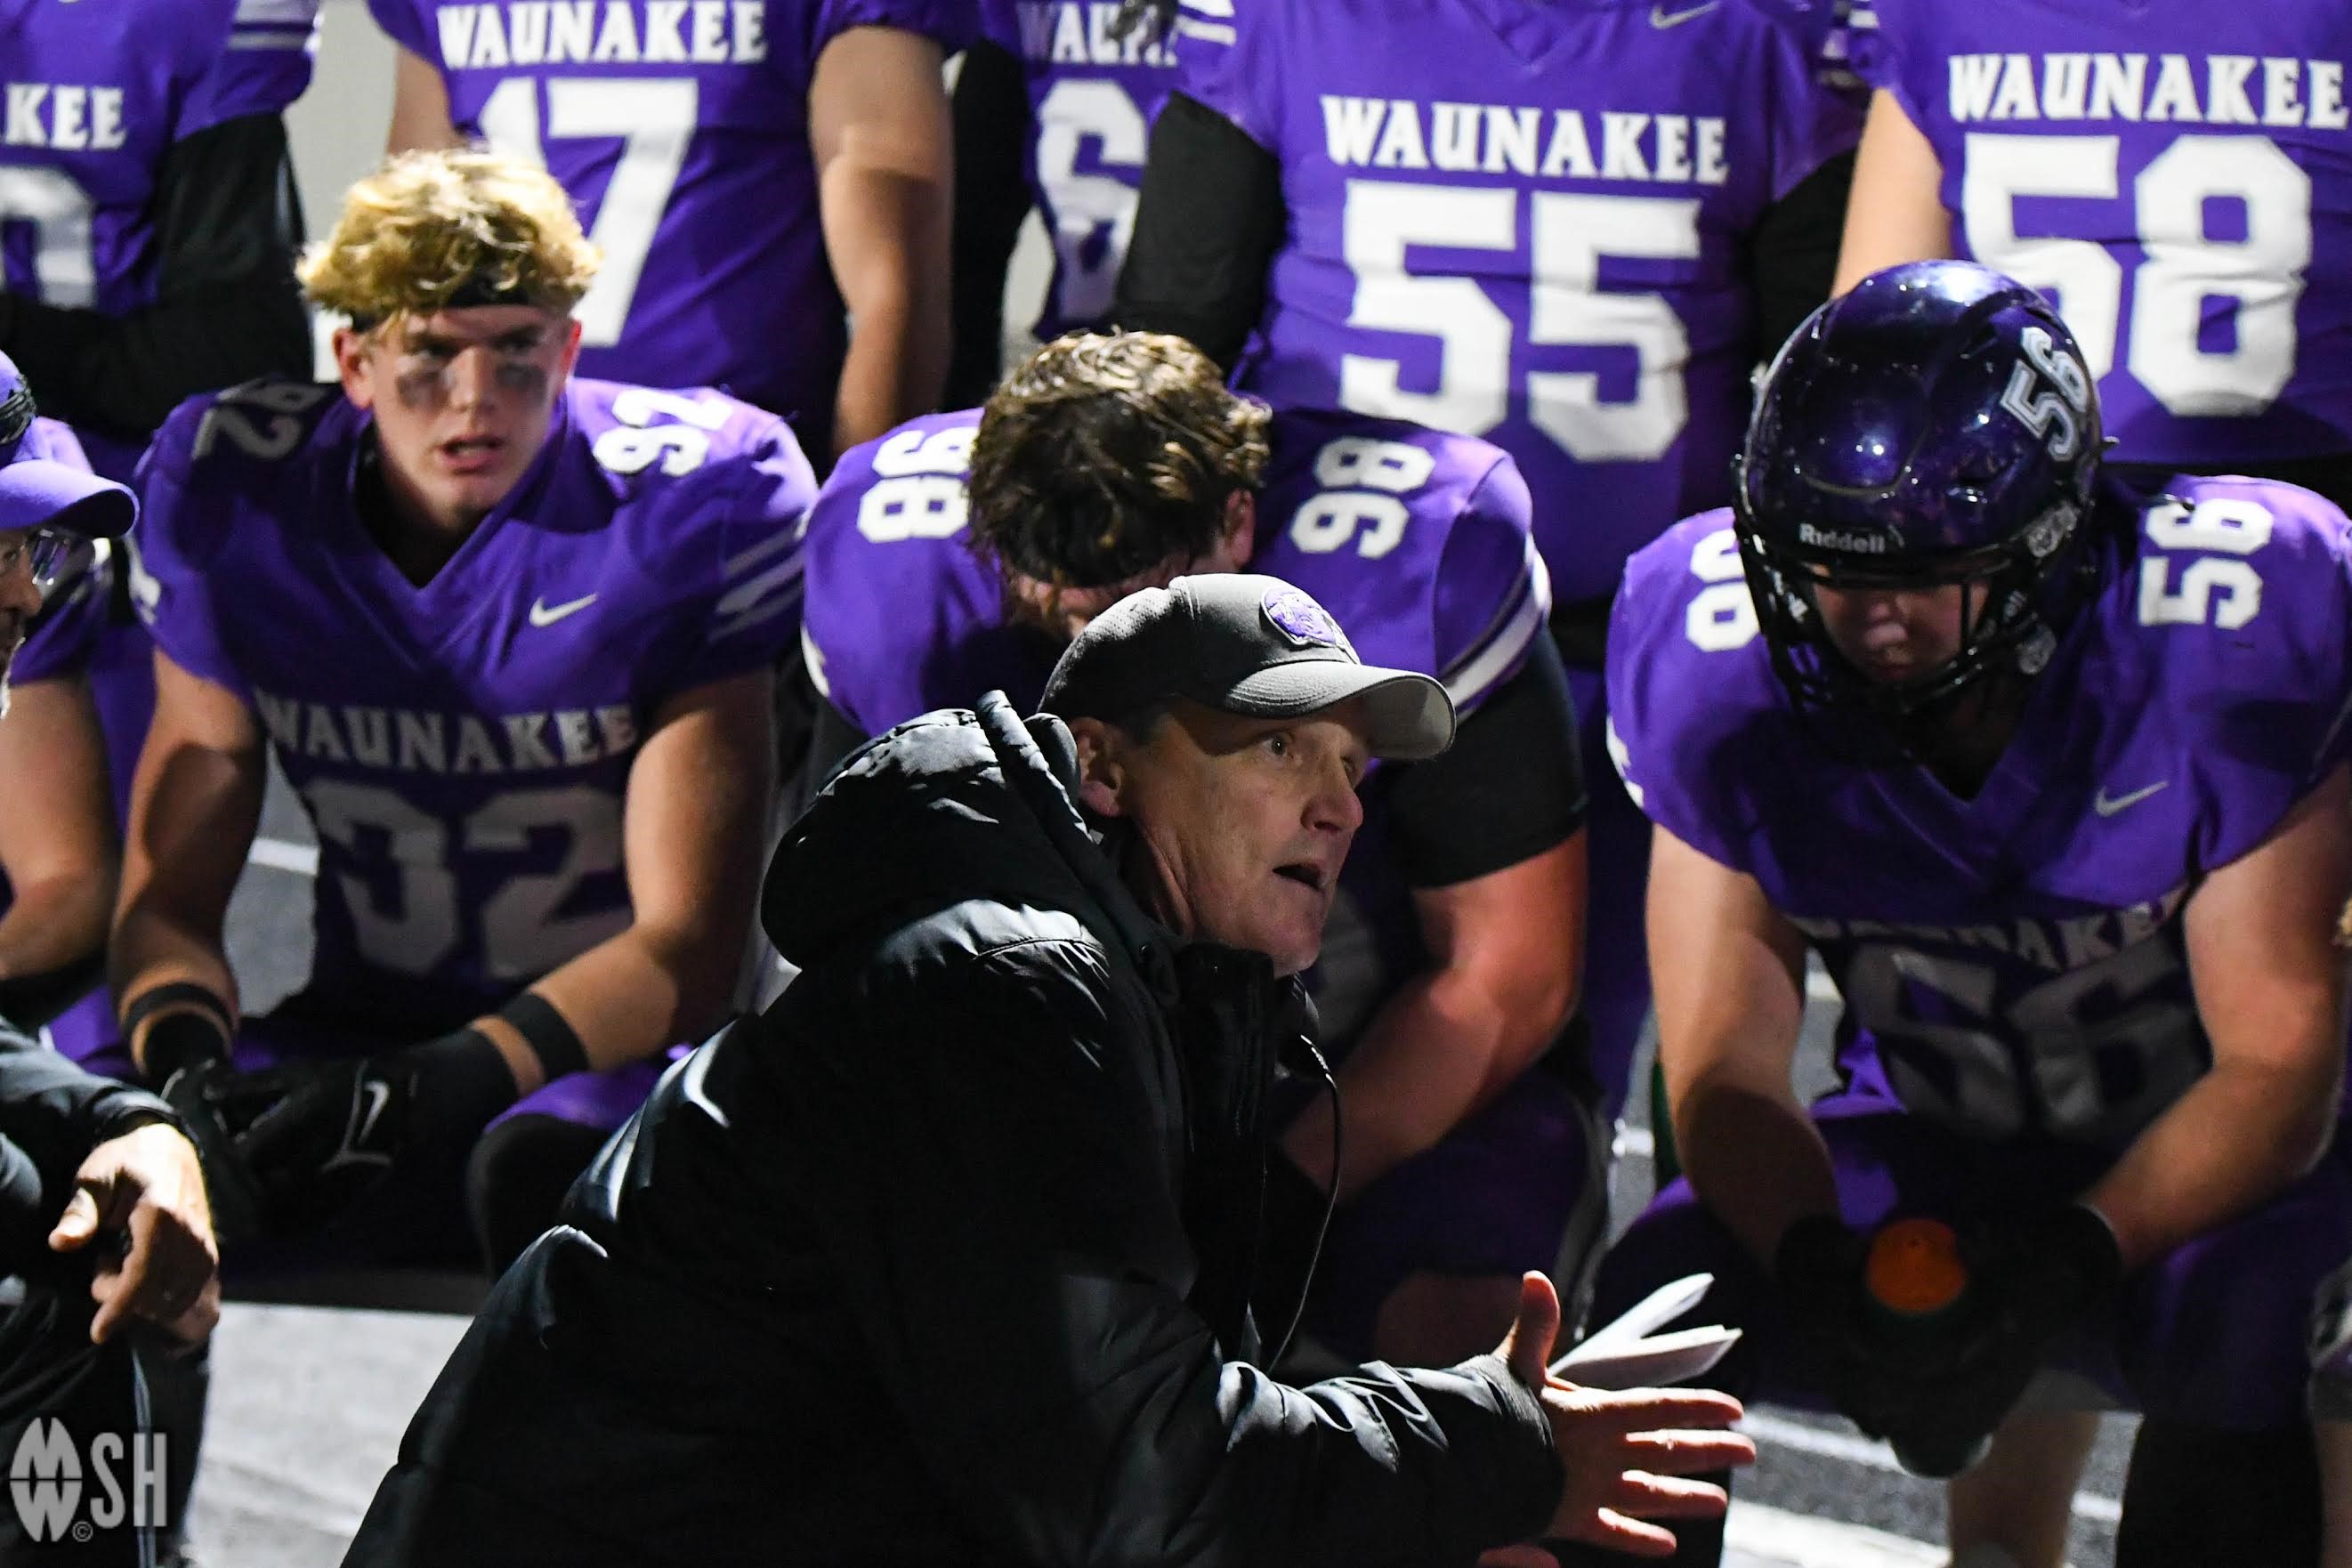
[{"xmin": 763, "ymin": 693, "xmax": 1169, "ymax": 985}]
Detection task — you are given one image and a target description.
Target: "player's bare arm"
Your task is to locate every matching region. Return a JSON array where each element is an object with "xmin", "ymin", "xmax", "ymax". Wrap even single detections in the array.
[
  {"xmin": 110, "ymin": 651, "xmax": 264, "ymax": 1072},
  {"xmin": 1280, "ymin": 834, "xmax": 1585, "ymax": 1200},
  {"xmin": 812, "ymin": 26, "xmax": 955, "ymax": 457},
  {"xmin": 1649, "ymin": 825, "xmax": 1835, "ymax": 1267},
  {"xmin": 2084, "ymin": 762, "xmax": 2352, "ymax": 1269},
  {"xmin": 473, "ymin": 668, "xmax": 776, "ymax": 1095},
  {"xmin": 383, "ymin": 43, "xmax": 465, "ymax": 155},
  {"xmin": 1831, "ymin": 89, "xmax": 1953, "ymax": 295},
  {"xmin": 0, "ymin": 675, "xmax": 115, "ymax": 985}
]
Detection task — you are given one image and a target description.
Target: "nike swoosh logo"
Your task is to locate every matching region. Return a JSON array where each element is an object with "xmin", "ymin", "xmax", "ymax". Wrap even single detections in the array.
[
  {"xmin": 2094, "ymin": 780, "xmax": 2169, "ymax": 817},
  {"xmin": 1651, "ymin": 1, "xmax": 1719, "ymax": 26},
  {"xmin": 350, "ymin": 1079, "xmax": 392, "ymax": 1150},
  {"xmin": 528, "ymin": 593, "xmax": 598, "ymax": 627}
]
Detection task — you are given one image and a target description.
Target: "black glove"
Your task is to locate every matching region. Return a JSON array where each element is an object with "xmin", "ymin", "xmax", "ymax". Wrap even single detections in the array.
[
  {"xmin": 188, "ymin": 1030, "xmax": 520, "ymax": 1237},
  {"xmin": 1772, "ymin": 1214, "xmax": 1898, "ymax": 1432},
  {"xmin": 142, "ymin": 1011, "xmax": 269, "ymax": 1245},
  {"xmin": 1778, "ymin": 1207, "xmax": 2122, "ymax": 1477},
  {"xmin": 1881, "ymin": 1203, "xmax": 2122, "ymax": 1472}
]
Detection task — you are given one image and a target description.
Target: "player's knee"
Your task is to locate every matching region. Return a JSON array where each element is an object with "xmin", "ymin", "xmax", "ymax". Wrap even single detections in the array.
[{"xmin": 465, "ymin": 1115, "xmax": 611, "ymax": 1274}]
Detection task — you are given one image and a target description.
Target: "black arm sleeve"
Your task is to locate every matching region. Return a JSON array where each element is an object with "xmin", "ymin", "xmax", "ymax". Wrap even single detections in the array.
[
  {"xmin": 1746, "ymin": 150, "xmax": 1856, "ymax": 364},
  {"xmin": 1113, "ymin": 91, "xmax": 1286, "ymax": 372},
  {"xmin": 0, "ymin": 112, "xmax": 311, "ymax": 442},
  {"xmin": 1386, "ymin": 633, "xmax": 1588, "ymax": 890},
  {"xmin": 946, "ymin": 40, "xmax": 1038, "ymax": 408}
]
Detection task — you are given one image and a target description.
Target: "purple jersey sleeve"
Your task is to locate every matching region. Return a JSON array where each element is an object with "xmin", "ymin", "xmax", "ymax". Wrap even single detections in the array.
[
  {"xmin": 2130, "ymin": 476, "xmax": 2352, "ymax": 871},
  {"xmin": 1168, "ymin": 0, "xmax": 1280, "ymax": 148},
  {"xmin": 127, "ymin": 396, "xmax": 248, "ymax": 698},
  {"xmin": 1427, "ymin": 451, "xmax": 1550, "ymax": 716},
  {"xmin": 796, "ymin": 0, "xmax": 974, "ymax": 56},
  {"xmin": 1603, "ymin": 510, "xmax": 1782, "ymax": 873},
  {"xmin": 177, "ymin": 0, "xmax": 322, "ymax": 136},
  {"xmin": 799, "ymin": 409, "xmax": 1030, "ymax": 736},
  {"xmin": 665, "ymin": 411, "xmax": 820, "ymax": 693},
  {"xmin": 364, "ymin": 0, "xmax": 433, "ymax": 60},
  {"xmin": 1252, "ymin": 410, "xmax": 1551, "ymax": 717}
]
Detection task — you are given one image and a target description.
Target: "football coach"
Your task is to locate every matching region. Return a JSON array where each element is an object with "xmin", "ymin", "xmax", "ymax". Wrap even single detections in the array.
[{"xmin": 345, "ymin": 574, "xmax": 1752, "ymax": 1568}]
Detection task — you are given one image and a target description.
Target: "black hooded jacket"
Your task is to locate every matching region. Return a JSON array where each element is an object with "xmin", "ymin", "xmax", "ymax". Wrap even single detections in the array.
[{"xmin": 344, "ymin": 696, "xmax": 1560, "ymax": 1568}]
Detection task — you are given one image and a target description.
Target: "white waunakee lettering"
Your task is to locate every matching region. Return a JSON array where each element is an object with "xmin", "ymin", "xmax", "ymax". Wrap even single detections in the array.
[
  {"xmin": 437, "ymin": 0, "xmax": 764, "ymax": 66},
  {"xmin": 1785, "ymin": 885, "xmax": 2190, "ymax": 977},
  {"xmin": 1947, "ymin": 50, "xmax": 2352, "ymax": 128},
  {"xmin": 251, "ymin": 688, "xmax": 643, "ymax": 777},
  {"xmin": 0, "ymin": 85, "xmax": 126, "ymax": 150},
  {"xmin": 1022, "ymin": 1, "xmax": 1172, "ymax": 66},
  {"xmin": 1319, "ymin": 95, "xmax": 1728, "ymax": 186}
]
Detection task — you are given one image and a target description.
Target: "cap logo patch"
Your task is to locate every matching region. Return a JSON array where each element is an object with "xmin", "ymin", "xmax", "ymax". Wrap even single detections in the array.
[{"xmin": 1263, "ymin": 586, "xmax": 1352, "ymax": 654}]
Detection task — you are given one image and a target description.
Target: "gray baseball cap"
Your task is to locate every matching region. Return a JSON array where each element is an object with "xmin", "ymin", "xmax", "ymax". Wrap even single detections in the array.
[{"xmin": 1039, "ymin": 573, "xmax": 1455, "ymax": 760}]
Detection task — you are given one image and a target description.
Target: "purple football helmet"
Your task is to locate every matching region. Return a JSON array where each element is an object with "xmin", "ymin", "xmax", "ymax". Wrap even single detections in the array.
[
  {"xmin": 0, "ymin": 353, "xmax": 32, "ymax": 465},
  {"xmin": 1734, "ymin": 260, "xmax": 2104, "ymax": 727}
]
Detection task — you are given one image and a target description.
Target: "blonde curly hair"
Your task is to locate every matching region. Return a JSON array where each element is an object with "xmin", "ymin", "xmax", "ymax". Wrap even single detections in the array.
[{"xmin": 298, "ymin": 149, "xmax": 601, "ymax": 327}]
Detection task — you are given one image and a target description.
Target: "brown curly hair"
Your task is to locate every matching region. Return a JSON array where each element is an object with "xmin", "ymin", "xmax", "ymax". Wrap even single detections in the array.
[
  {"xmin": 966, "ymin": 332, "xmax": 1273, "ymax": 589},
  {"xmin": 297, "ymin": 149, "xmax": 600, "ymax": 327}
]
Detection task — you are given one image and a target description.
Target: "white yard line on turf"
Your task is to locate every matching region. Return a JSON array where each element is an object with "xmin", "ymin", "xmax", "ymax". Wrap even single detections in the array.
[
  {"xmin": 1728, "ymin": 1498, "xmax": 2100, "ymax": 1568},
  {"xmin": 1726, "ymin": 1499, "xmax": 1943, "ymax": 1566},
  {"xmin": 1742, "ymin": 1411, "xmax": 2122, "ymax": 1526}
]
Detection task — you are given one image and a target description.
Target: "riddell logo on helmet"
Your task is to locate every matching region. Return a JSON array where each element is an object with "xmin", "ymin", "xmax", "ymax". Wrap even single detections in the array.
[{"xmin": 1797, "ymin": 523, "xmax": 1892, "ymax": 554}]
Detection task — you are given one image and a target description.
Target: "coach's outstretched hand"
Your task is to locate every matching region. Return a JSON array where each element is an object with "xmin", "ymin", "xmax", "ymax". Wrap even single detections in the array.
[
  {"xmin": 1496, "ymin": 1272, "xmax": 1755, "ymax": 1559},
  {"xmin": 49, "ymin": 1120, "xmax": 221, "ymax": 1347}
]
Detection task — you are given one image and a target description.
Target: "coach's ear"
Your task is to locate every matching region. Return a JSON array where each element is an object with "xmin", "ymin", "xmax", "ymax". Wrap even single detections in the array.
[{"xmin": 1065, "ymin": 716, "xmax": 1131, "ymax": 819}]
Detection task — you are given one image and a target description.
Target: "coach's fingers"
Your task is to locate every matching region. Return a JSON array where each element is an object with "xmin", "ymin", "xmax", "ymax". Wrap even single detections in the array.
[
  {"xmin": 1611, "ymin": 1469, "xmax": 1732, "ymax": 1521},
  {"xmin": 1566, "ymin": 1386, "xmax": 1747, "ymax": 1433},
  {"xmin": 1621, "ymin": 1427, "xmax": 1758, "ymax": 1475},
  {"xmin": 47, "ymin": 1184, "xmax": 102, "ymax": 1251},
  {"xmin": 1582, "ymin": 1509, "xmax": 1681, "ymax": 1558}
]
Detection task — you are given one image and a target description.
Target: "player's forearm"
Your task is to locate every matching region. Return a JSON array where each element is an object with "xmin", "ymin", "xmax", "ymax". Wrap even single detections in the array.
[
  {"xmin": 833, "ymin": 281, "xmax": 948, "ymax": 457},
  {"xmin": 0, "ymin": 874, "xmax": 113, "ymax": 982},
  {"xmin": 484, "ymin": 920, "xmax": 745, "ymax": 1088},
  {"xmin": 2084, "ymin": 1055, "xmax": 2339, "ymax": 1270},
  {"xmin": 110, "ymin": 745, "xmax": 262, "ymax": 1026},
  {"xmin": 820, "ymin": 109, "xmax": 954, "ymax": 454},
  {"xmin": 1675, "ymin": 1074, "xmax": 1840, "ymax": 1267},
  {"xmin": 1282, "ymin": 963, "xmax": 1568, "ymax": 1200},
  {"xmin": 827, "ymin": 168, "xmax": 952, "ymax": 454}
]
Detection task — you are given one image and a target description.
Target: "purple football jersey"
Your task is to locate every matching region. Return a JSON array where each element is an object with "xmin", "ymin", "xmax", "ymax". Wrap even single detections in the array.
[
  {"xmin": 802, "ymin": 402, "xmax": 1551, "ymax": 1046},
  {"xmin": 0, "ymin": 0, "xmax": 320, "ymax": 480},
  {"xmin": 1850, "ymin": 2, "xmax": 2352, "ymax": 468},
  {"xmin": 369, "ymin": 0, "xmax": 974, "ymax": 450},
  {"xmin": 978, "ymin": 0, "xmax": 1178, "ymax": 340},
  {"xmin": 133, "ymin": 376, "xmax": 814, "ymax": 1036},
  {"xmin": 1170, "ymin": 0, "xmax": 1862, "ymax": 602},
  {"xmin": 1608, "ymin": 477, "xmax": 2352, "ymax": 1146}
]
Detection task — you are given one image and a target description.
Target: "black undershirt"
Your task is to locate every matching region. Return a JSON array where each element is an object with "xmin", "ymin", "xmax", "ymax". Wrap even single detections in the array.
[
  {"xmin": 0, "ymin": 113, "xmax": 311, "ymax": 446},
  {"xmin": 946, "ymin": 40, "xmax": 1038, "ymax": 408}
]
